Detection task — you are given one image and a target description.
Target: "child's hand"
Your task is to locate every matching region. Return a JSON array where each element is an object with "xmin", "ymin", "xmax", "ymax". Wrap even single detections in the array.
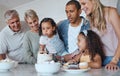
[
  {"xmin": 63, "ymin": 60, "xmax": 76, "ymax": 69},
  {"xmin": 39, "ymin": 50, "xmax": 44, "ymax": 54},
  {"xmin": 44, "ymin": 49, "xmax": 49, "ymax": 54},
  {"xmin": 39, "ymin": 49, "xmax": 46, "ymax": 54},
  {"xmin": 66, "ymin": 59, "xmax": 77, "ymax": 65},
  {"xmin": 39, "ymin": 48, "xmax": 49, "ymax": 54},
  {"xmin": 67, "ymin": 60, "xmax": 75, "ymax": 64}
]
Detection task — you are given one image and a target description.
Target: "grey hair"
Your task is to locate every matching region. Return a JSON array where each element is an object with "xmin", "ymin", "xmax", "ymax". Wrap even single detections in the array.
[{"xmin": 4, "ymin": 10, "xmax": 19, "ymax": 22}]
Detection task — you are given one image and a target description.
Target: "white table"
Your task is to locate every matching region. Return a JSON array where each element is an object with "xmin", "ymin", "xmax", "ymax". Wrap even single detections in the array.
[{"xmin": 0, "ymin": 64, "xmax": 120, "ymax": 76}]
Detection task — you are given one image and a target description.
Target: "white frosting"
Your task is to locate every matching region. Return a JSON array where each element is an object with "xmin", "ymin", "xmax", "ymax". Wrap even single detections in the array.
[
  {"xmin": 37, "ymin": 54, "xmax": 53, "ymax": 63},
  {"xmin": 79, "ymin": 62, "xmax": 88, "ymax": 66},
  {"xmin": 79, "ymin": 62, "xmax": 88, "ymax": 69}
]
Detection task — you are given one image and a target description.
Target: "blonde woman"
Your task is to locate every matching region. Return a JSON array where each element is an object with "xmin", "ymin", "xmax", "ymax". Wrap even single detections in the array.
[
  {"xmin": 79, "ymin": 0, "xmax": 120, "ymax": 71},
  {"xmin": 23, "ymin": 9, "xmax": 40, "ymax": 64}
]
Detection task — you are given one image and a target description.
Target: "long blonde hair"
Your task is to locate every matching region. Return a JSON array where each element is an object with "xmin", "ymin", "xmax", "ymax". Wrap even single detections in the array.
[{"xmin": 88, "ymin": 0, "xmax": 106, "ymax": 32}]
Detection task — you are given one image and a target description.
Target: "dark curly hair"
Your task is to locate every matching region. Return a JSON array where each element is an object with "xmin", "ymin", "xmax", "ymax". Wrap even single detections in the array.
[
  {"xmin": 39, "ymin": 18, "xmax": 57, "ymax": 36},
  {"xmin": 79, "ymin": 30, "xmax": 105, "ymax": 62}
]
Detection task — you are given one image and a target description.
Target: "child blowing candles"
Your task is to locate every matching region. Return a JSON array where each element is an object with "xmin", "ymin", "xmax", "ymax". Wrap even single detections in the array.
[{"xmin": 38, "ymin": 18, "xmax": 65, "ymax": 56}]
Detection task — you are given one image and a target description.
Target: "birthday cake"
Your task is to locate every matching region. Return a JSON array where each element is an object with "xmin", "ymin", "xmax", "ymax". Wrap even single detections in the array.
[{"xmin": 37, "ymin": 54, "xmax": 53, "ymax": 63}]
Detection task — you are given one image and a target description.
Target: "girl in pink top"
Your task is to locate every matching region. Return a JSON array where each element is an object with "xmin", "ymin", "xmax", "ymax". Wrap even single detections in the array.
[{"xmin": 79, "ymin": 0, "xmax": 120, "ymax": 71}]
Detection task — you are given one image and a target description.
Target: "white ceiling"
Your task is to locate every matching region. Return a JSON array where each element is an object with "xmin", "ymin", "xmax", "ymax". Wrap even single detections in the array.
[{"xmin": 0, "ymin": 0, "xmax": 34, "ymax": 8}]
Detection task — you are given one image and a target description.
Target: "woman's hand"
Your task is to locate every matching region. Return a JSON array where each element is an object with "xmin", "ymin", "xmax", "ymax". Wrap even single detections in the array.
[{"xmin": 105, "ymin": 62, "xmax": 119, "ymax": 71}]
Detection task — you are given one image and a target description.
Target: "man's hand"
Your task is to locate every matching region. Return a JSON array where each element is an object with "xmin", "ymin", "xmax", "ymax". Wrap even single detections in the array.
[{"xmin": 0, "ymin": 54, "xmax": 6, "ymax": 60}]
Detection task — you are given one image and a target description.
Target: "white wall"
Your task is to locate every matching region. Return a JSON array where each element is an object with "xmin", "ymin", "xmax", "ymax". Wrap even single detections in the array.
[
  {"xmin": 0, "ymin": 0, "xmax": 118, "ymax": 31},
  {"xmin": 0, "ymin": 5, "xmax": 9, "ymax": 31},
  {"xmin": 14, "ymin": 0, "xmax": 69, "ymax": 23},
  {"xmin": 100, "ymin": 0, "xmax": 117, "ymax": 7},
  {"xmin": 14, "ymin": 0, "xmax": 118, "ymax": 23}
]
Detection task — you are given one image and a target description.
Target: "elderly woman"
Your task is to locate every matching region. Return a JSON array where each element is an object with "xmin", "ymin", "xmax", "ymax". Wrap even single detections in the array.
[
  {"xmin": 79, "ymin": 0, "xmax": 120, "ymax": 71},
  {"xmin": 23, "ymin": 9, "xmax": 40, "ymax": 64}
]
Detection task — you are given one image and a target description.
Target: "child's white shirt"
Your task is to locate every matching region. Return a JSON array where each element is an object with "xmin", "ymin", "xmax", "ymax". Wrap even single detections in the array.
[{"xmin": 39, "ymin": 35, "xmax": 56, "ymax": 54}]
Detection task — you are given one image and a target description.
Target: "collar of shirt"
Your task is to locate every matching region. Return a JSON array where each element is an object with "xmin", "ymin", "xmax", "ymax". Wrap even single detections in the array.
[{"xmin": 7, "ymin": 26, "xmax": 22, "ymax": 35}]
